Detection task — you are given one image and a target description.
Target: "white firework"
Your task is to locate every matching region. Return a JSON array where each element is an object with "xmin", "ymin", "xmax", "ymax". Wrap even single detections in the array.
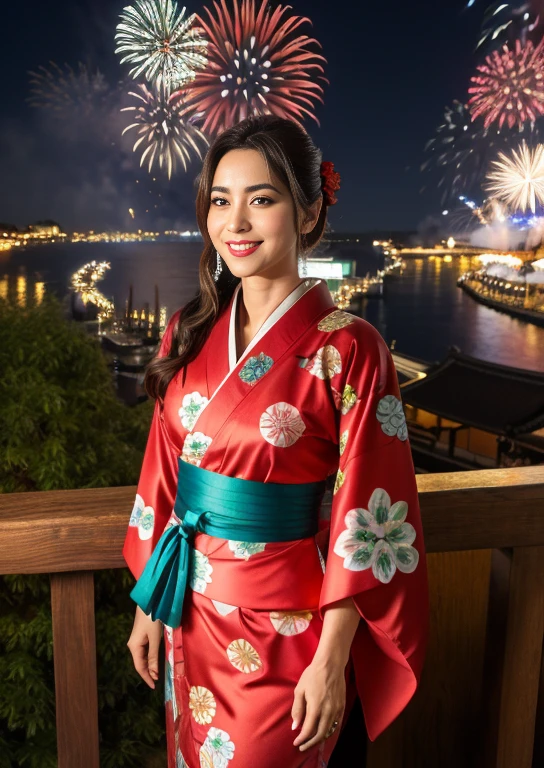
[
  {"xmin": 121, "ymin": 83, "xmax": 209, "ymax": 178},
  {"xmin": 115, "ymin": 0, "xmax": 208, "ymax": 90},
  {"xmin": 485, "ymin": 141, "xmax": 544, "ymax": 213}
]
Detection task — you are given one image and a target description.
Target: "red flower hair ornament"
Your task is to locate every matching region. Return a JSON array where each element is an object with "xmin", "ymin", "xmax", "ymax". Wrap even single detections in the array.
[{"xmin": 320, "ymin": 161, "xmax": 341, "ymax": 206}]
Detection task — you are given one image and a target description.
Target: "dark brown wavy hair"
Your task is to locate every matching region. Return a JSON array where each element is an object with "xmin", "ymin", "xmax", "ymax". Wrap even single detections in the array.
[{"xmin": 145, "ymin": 114, "xmax": 331, "ymax": 402}]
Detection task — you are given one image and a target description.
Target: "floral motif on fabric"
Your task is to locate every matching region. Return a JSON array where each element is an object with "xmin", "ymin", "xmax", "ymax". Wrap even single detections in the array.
[
  {"xmin": 190, "ymin": 549, "xmax": 213, "ymax": 594},
  {"xmin": 259, "ymin": 402, "xmax": 306, "ymax": 447},
  {"xmin": 181, "ymin": 432, "xmax": 212, "ymax": 466},
  {"xmin": 176, "ymin": 748, "xmax": 189, "ymax": 768},
  {"xmin": 238, "ymin": 352, "xmax": 274, "ymax": 385},
  {"xmin": 317, "ymin": 310, "xmax": 355, "ymax": 332},
  {"xmin": 189, "ymin": 686, "xmax": 217, "ymax": 725},
  {"xmin": 129, "ymin": 494, "xmax": 155, "ymax": 541},
  {"xmin": 178, "ymin": 391, "xmax": 209, "ymax": 431},
  {"xmin": 333, "ymin": 487, "xmax": 419, "ymax": 584},
  {"xmin": 301, "ymin": 345, "xmax": 342, "ymax": 380},
  {"xmin": 376, "ymin": 394, "xmax": 408, "ymax": 441},
  {"xmin": 334, "ymin": 469, "xmax": 345, "ymax": 495},
  {"xmin": 269, "ymin": 611, "xmax": 313, "ymax": 636},
  {"xmin": 199, "ymin": 727, "xmax": 235, "ymax": 767},
  {"xmin": 340, "ymin": 384, "xmax": 358, "ymax": 414},
  {"xmin": 129, "ymin": 494, "xmax": 143, "ymax": 527},
  {"xmin": 226, "ymin": 638, "xmax": 263, "ymax": 673},
  {"xmin": 339, "ymin": 430, "xmax": 349, "ymax": 456},
  {"xmin": 228, "ymin": 540, "xmax": 267, "ymax": 560},
  {"xmin": 211, "ymin": 600, "xmax": 238, "ymax": 616}
]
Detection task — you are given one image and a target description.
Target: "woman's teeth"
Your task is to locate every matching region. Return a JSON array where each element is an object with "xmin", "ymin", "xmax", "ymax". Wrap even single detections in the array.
[{"xmin": 230, "ymin": 242, "xmax": 261, "ymax": 251}]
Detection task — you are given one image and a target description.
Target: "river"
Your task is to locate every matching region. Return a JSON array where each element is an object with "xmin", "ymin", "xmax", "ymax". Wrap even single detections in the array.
[{"xmin": 1, "ymin": 240, "xmax": 543, "ymax": 372}]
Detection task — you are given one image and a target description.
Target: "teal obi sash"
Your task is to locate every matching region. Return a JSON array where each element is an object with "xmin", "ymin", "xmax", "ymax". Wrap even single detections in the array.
[{"xmin": 130, "ymin": 459, "xmax": 326, "ymax": 628}]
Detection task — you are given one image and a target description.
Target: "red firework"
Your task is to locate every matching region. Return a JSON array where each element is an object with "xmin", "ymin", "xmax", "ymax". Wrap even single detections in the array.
[
  {"xmin": 177, "ymin": 0, "xmax": 327, "ymax": 136},
  {"xmin": 468, "ymin": 38, "xmax": 544, "ymax": 129}
]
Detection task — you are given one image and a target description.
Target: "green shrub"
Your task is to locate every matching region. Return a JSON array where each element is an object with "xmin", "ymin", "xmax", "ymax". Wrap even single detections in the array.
[{"xmin": 0, "ymin": 297, "xmax": 165, "ymax": 767}]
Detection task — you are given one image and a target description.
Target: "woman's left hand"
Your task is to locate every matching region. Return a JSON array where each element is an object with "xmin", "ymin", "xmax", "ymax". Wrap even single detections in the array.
[{"xmin": 291, "ymin": 654, "xmax": 346, "ymax": 752}]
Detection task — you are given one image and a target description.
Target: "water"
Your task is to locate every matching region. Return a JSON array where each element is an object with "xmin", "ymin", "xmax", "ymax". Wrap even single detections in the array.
[{"xmin": 1, "ymin": 241, "xmax": 543, "ymax": 372}]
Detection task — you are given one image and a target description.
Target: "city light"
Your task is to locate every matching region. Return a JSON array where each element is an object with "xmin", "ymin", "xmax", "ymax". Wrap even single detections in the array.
[{"xmin": 71, "ymin": 261, "xmax": 114, "ymax": 321}]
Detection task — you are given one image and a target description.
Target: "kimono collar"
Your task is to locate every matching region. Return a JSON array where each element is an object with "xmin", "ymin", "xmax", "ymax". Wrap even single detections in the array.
[
  {"xmin": 192, "ymin": 277, "xmax": 337, "ymax": 442},
  {"xmin": 227, "ymin": 278, "xmax": 335, "ymax": 372}
]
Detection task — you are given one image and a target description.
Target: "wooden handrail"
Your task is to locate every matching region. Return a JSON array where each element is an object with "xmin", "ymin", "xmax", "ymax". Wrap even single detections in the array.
[
  {"xmin": 1, "ymin": 466, "xmax": 543, "ymax": 573},
  {"xmin": 0, "ymin": 465, "xmax": 543, "ymax": 768}
]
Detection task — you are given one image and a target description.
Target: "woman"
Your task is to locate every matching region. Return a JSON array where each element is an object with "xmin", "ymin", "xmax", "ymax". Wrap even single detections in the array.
[{"xmin": 124, "ymin": 115, "xmax": 429, "ymax": 768}]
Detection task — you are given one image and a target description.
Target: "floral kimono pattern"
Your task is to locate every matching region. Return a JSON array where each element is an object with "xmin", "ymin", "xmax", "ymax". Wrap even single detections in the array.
[{"xmin": 123, "ymin": 278, "xmax": 429, "ymax": 767}]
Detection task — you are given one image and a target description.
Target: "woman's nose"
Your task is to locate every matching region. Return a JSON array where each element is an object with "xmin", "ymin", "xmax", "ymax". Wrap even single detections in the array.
[{"xmin": 226, "ymin": 204, "xmax": 250, "ymax": 232}]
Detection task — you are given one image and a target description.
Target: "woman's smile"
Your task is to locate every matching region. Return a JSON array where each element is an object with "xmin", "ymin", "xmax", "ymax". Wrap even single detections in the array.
[{"xmin": 225, "ymin": 241, "xmax": 263, "ymax": 257}]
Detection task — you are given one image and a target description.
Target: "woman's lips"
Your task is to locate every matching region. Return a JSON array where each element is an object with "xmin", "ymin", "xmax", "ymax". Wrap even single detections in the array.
[{"xmin": 226, "ymin": 241, "xmax": 263, "ymax": 257}]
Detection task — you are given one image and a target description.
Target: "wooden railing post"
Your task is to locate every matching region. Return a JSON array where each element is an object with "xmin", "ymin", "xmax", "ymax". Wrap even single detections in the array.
[
  {"xmin": 533, "ymin": 637, "xmax": 544, "ymax": 766},
  {"xmin": 50, "ymin": 572, "xmax": 100, "ymax": 768},
  {"xmin": 482, "ymin": 546, "xmax": 544, "ymax": 768}
]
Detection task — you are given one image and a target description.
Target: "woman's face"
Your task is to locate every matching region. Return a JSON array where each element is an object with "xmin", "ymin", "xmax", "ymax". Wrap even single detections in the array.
[{"xmin": 206, "ymin": 148, "xmax": 302, "ymax": 281}]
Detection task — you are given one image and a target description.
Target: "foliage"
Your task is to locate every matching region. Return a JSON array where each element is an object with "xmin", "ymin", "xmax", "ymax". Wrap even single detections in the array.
[
  {"xmin": 0, "ymin": 296, "xmax": 154, "ymax": 493},
  {"xmin": 0, "ymin": 296, "xmax": 164, "ymax": 766}
]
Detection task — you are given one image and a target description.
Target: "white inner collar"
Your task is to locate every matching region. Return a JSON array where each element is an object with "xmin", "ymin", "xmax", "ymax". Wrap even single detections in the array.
[{"xmin": 228, "ymin": 278, "xmax": 322, "ymax": 372}]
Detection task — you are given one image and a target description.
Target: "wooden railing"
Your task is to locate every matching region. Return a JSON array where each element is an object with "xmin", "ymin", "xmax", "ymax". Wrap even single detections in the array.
[{"xmin": 1, "ymin": 466, "xmax": 543, "ymax": 768}]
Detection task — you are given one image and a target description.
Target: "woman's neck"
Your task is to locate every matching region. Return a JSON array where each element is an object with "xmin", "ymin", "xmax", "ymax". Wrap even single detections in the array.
[
  {"xmin": 235, "ymin": 273, "xmax": 304, "ymax": 358},
  {"xmin": 239, "ymin": 274, "xmax": 304, "ymax": 330}
]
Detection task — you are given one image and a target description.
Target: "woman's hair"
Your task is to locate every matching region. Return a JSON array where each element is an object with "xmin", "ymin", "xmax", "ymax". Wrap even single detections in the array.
[{"xmin": 145, "ymin": 114, "xmax": 330, "ymax": 402}]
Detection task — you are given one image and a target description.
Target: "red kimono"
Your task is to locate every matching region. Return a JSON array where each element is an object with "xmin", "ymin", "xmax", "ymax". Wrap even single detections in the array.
[{"xmin": 123, "ymin": 278, "xmax": 429, "ymax": 768}]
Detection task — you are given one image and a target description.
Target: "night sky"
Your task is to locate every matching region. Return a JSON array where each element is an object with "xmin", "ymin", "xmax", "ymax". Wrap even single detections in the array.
[{"xmin": 0, "ymin": 0, "xmax": 484, "ymax": 233}]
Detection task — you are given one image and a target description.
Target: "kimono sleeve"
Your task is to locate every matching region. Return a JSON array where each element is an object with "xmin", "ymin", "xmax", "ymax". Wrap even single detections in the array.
[
  {"xmin": 122, "ymin": 310, "xmax": 182, "ymax": 580},
  {"xmin": 319, "ymin": 320, "xmax": 429, "ymax": 742}
]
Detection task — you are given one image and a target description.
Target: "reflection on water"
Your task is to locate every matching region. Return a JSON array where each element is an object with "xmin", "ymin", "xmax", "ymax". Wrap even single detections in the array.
[
  {"xmin": 1, "ymin": 242, "xmax": 543, "ymax": 372},
  {"xmin": 347, "ymin": 252, "xmax": 544, "ymax": 373},
  {"xmin": 0, "ymin": 273, "xmax": 46, "ymax": 306}
]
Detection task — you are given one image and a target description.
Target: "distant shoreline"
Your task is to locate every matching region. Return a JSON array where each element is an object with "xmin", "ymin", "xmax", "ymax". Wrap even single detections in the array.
[{"xmin": 457, "ymin": 279, "xmax": 544, "ymax": 328}]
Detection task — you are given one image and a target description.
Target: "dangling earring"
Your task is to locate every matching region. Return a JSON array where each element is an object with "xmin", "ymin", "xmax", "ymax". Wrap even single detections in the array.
[
  {"xmin": 298, "ymin": 254, "xmax": 308, "ymax": 277},
  {"xmin": 214, "ymin": 251, "xmax": 223, "ymax": 281},
  {"xmin": 298, "ymin": 233, "xmax": 308, "ymax": 277}
]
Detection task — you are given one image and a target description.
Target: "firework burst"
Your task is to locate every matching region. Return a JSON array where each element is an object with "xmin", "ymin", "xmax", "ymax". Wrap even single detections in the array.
[
  {"xmin": 115, "ymin": 0, "xmax": 208, "ymax": 90},
  {"xmin": 485, "ymin": 141, "xmax": 544, "ymax": 212},
  {"xmin": 121, "ymin": 83, "xmax": 209, "ymax": 178},
  {"xmin": 28, "ymin": 61, "xmax": 112, "ymax": 115},
  {"xmin": 178, "ymin": 0, "xmax": 327, "ymax": 136},
  {"xmin": 467, "ymin": 2, "xmax": 544, "ymax": 48},
  {"xmin": 420, "ymin": 100, "xmax": 525, "ymax": 203},
  {"xmin": 468, "ymin": 38, "xmax": 544, "ymax": 129},
  {"xmin": 445, "ymin": 195, "xmax": 509, "ymax": 233},
  {"xmin": 27, "ymin": 61, "xmax": 129, "ymax": 147}
]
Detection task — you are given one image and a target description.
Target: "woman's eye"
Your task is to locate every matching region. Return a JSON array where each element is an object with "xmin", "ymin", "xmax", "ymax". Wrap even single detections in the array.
[{"xmin": 210, "ymin": 196, "xmax": 273, "ymax": 206}]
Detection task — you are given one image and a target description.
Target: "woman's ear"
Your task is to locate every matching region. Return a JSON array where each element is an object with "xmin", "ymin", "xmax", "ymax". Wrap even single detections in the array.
[{"xmin": 301, "ymin": 194, "xmax": 323, "ymax": 234}]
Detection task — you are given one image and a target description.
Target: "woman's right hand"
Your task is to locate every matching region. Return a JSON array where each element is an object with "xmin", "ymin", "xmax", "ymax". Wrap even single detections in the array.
[{"xmin": 127, "ymin": 606, "xmax": 163, "ymax": 689}]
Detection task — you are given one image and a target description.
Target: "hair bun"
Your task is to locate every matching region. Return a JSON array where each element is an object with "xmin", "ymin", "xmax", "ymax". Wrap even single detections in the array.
[{"xmin": 320, "ymin": 160, "xmax": 341, "ymax": 206}]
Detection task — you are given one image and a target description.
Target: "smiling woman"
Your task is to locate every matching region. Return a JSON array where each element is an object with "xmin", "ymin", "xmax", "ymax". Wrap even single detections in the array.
[
  {"xmin": 207, "ymin": 149, "xmax": 321, "ymax": 290},
  {"xmin": 123, "ymin": 115, "xmax": 429, "ymax": 768}
]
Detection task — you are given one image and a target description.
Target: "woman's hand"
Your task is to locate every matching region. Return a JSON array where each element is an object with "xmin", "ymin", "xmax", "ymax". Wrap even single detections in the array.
[
  {"xmin": 127, "ymin": 606, "xmax": 163, "ymax": 689},
  {"xmin": 291, "ymin": 653, "xmax": 346, "ymax": 752}
]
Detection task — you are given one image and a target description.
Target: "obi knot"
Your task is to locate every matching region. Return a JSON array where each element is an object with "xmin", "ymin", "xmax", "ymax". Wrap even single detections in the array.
[
  {"xmin": 129, "ymin": 507, "xmax": 209, "ymax": 628},
  {"xmin": 179, "ymin": 508, "xmax": 206, "ymax": 540}
]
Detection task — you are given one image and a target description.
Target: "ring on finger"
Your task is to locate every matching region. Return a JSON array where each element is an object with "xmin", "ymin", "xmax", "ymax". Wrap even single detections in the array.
[{"xmin": 325, "ymin": 720, "xmax": 339, "ymax": 739}]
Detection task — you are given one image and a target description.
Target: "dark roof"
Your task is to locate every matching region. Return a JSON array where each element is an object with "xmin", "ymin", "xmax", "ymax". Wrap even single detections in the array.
[
  {"xmin": 400, "ymin": 346, "xmax": 544, "ymax": 437},
  {"xmin": 512, "ymin": 433, "xmax": 544, "ymax": 453}
]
